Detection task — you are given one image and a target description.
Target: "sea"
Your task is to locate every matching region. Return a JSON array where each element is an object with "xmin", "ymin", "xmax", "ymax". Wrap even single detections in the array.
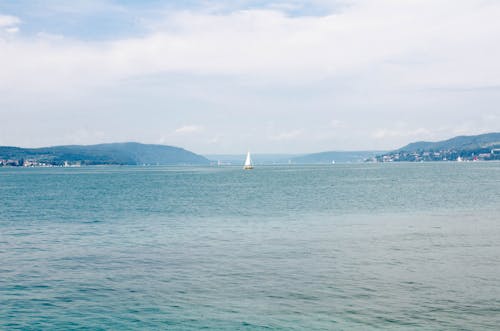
[{"xmin": 1, "ymin": 163, "xmax": 500, "ymax": 330}]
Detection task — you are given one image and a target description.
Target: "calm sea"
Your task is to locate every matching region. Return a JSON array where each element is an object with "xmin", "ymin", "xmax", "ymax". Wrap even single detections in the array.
[{"xmin": 1, "ymin": 163, "xmax": 500, "ymax": 330}]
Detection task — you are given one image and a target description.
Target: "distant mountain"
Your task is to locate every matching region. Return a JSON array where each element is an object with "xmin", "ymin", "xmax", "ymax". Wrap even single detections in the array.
[
  {"xmin": 205, "ymin": 151, "xmax": 384, "ymax": 165},
  {"xmin": 0, "ymin": 142, "xmax": 210, "ymax": 166},
  {"xmin": 377, "ymin": 132, "xmax": 500, "ymax": 162},
  {"xmin": 398, "ymin": 132, "xmax": 500, "ymax": 152},
  {"xmin": 204, "ymin": 154, "xmax": 298, "ymax": 165},
  {"xmin": 292, "ymin": 151, "xmax": 384, "ymax": 164}
]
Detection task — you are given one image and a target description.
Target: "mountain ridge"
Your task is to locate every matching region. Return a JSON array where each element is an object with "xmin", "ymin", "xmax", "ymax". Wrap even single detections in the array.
[
  {"xmin": 0, "ymin": 142, "xmax": 210, "ymax": 166},
  {"xmin": 377, "ymin": 132, "xmax": 500, "ymax": 162},
  {"xmin": 397, "ymin": 132, "xmax": 500, "ymax": 152},
  {"xmin": 291, "ymin": 151, "xmax": 384, "ymax": 164}
]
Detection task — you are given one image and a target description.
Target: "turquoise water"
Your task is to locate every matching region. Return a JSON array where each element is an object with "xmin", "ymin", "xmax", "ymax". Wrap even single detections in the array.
[{"xmin": 1, "ymin": 163, "xmax": 500, "ymax": 330}]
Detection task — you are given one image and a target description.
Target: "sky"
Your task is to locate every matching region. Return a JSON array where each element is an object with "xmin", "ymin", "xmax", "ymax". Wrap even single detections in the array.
[{"xmin": 1, "ymin": 0, "xmax": 499, "ymax": 154}]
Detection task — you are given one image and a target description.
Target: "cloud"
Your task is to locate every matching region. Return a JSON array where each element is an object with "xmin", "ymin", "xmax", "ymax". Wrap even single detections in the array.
[
  {"xmin": 207, "ymin": 135, "xmax": 221, "ymax": 144},
  {"xmin": 36, "ymin": 32, "xmax": 65, "ymax": 40},
  {"xmin": 0, "ymin": 15, "xmax": 20, "ymax": 27},
  {"xmin": 173, "ymin": 125, "xmax": 204, "ymax": 135},
  {"xmin": 63, "ymin": 128, "xmax": 107, "ymax": 145},
  {"xmin": 329, "ymin": 120, "xmax": 346, "ymax": 128},
  {"xmin": 0, "ymin": 14, "xmax": 20, "ymax": 34},
  {"xmin": 372, "ymin": 128, "xmax": 431, "ymax": 139},
  {"xmin": 2, "ymin": 1, "xmax": 500, "ymax": 91},
  {"xmin": 1, "ymin": 1, "xmax": 500, "ymax": 151},
  {"xmin": 5, "ymin": 27, "xmax": 18, "ymax": 34},
  {"xmin": 269, "ymin": 129, "xmax": 304, "ymax": 141}
]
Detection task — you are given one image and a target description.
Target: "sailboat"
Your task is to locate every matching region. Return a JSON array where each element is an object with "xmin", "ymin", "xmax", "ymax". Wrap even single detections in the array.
[{"xmin": 243, "ymin": 151, "xmax": 253, "ymax": 170}]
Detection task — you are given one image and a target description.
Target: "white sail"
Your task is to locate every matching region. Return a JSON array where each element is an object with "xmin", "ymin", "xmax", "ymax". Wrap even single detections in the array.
[{"xmin": 243, "ymin": 151, "xmax": 253, "ymax": 169}]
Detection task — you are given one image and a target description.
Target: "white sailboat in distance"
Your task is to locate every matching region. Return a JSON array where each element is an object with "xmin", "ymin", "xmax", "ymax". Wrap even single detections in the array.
[{"xmin": 243, "ymin": 151, "xmax": 254, "ymax": 170}]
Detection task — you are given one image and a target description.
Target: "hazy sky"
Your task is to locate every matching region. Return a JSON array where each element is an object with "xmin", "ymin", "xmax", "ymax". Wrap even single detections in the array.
[{"xmin": 1, "ymin": 0, "xmax": 499, "ymax": 153}]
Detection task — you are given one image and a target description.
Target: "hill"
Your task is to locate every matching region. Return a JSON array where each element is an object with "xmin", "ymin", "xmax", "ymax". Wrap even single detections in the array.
[
  {"xmin": 204, "ymin": 154, "xmax": 298, "ymax": 165},
  {"xmin": 398, "ymin": 132, "xmax": 500, "ymax": 152},
  {"xmin": 377, "ymin": 132, "xmax": 500, "ymax": 162},
  {"xmin": 0, "ymin": 142, "xmax": 210, "ymax": 166},
  {"xmin": 292, "ymin": 151, "xmax": 384, "ymax": 164}
]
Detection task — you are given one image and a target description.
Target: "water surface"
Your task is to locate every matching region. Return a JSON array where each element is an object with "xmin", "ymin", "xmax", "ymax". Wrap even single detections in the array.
[{"xmin": 1, "ymin": 163, "xmax": 500, "ymax": 330}]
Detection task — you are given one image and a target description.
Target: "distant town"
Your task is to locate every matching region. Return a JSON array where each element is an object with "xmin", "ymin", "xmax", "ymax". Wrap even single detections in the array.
[
  {"xmin": 372, "ymin": 148, "xmax": 500, "ymax": 163},
  {"xmin": 372, "ymin": 132, "xmax": 500, "ymax": 162},
  {"xmin": 0, "ymin": 143, "xmax": 210, "ymax": 167},
  {"xmin": 0, "ymin": 159, "xmax": 81, "ymax": 167}
]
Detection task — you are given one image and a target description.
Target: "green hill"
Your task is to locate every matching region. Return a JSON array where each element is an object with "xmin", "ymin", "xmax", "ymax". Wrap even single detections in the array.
[
  {"xmin": 0, "ymin": 142, "xmax": 210, "ymax": 166},
  {"xmin": 398, "ymin": 132, "xmax": 500, "ymax": 152},
  {"xmin": 377, "ymin": 132, "xmax": 500, "ymax": 162}
]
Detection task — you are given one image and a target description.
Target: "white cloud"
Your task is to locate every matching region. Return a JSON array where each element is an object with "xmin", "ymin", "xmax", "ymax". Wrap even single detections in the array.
[
  {"xmin": 2, "ymin": 1, "xmax": 500, "ymax": 91},
  {"xmin": 0, "ymin": 15, "xmax": 20, "ymax": 27},
  {"xmin": 63, "ymin": 128, "xmax": 107, "ymax": 145},
  {"xmin": 5, "ymin": 27, "xmax": 19, "ymax": 34},
  {"xmin": 269, "ymin": 129, "xmax": 304, "ymax": 141},
  {"xmin": 329, "ymin": 120, "xmax": 345, "ymax": 128},
  {"xmin": 62, "ymin": 1, "xmax": 126, "ymax": 14},
  {"xmin": 173, "ymin": 125, "xmax": 204, "ymax": 135},
  {"xmin": 0, "ymin": 14, "xmax": 20, "ymax": 34},
  {"xmin": 207, "ymin": 135, "xmax": 222, "ymax": 144},
  {"xmin": 372, "ymin": 128, "xmax": 431, "ymax": 140},
  {"xmin": 1, "ymin": 1, "xmax": 500, "ymax": 151},
  {"xmin": 36, "ymin": 32, "xmax": 65, "ymax": 40}
]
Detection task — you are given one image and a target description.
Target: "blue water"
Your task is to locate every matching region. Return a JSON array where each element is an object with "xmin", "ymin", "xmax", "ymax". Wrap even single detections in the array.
[{"xmin": 1, "ymin": 163, "xmax": 500, "ymax": 330}]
